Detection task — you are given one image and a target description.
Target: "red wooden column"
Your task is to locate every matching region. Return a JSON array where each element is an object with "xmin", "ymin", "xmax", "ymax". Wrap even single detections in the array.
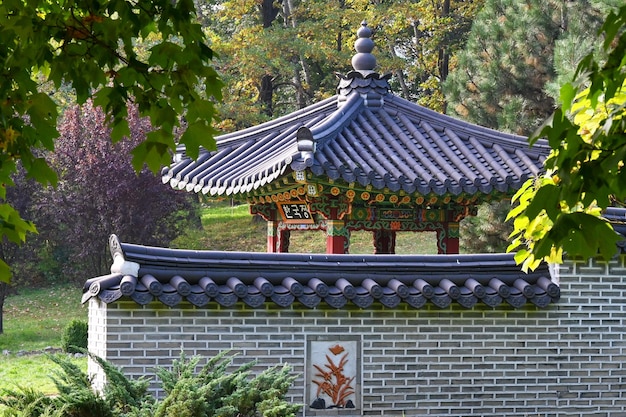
[
  {"xmin": 322, "ymin": 196, "xmax": 351, "ymax": 254},
  {"xmin": 326, "ymin": 220, "xmax": 348, "ymax": 254},
  {"xmin": 373, "ymin": 229, "xmax": 396, "ymax": 254},
  {"xmin": 436, "ymin": 222, "xmax": 460, "ymax": 254},
  {"xmin": 267, "ymin": 221, "xmax": 291, "ymax": 252},
  {"xmin": 445, "ymin": 222, "xmax": 460, "ymax": 253},
  {"xmin": 267, "ymin": 220, "xmax": 279, "ymax": 252}
]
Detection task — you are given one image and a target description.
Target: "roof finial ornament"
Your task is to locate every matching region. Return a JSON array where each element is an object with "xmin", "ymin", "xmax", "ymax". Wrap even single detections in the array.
[
  {"xmin": 351, "ymin": 21, "xmax": 376, "ymax": 74},
  {"xmin": 336, "ymin": 20, "xmax": 390, "ymax": 109}
]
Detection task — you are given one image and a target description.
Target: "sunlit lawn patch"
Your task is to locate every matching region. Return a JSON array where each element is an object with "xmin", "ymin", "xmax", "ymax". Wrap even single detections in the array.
[{"xmin": 0, "ymin": 284, "xmax": 87, "ymax": 395}]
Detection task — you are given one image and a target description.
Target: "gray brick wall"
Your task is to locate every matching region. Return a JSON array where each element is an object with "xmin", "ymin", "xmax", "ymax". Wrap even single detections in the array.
[
  {"xmin": 88, "ymin": 255, "xmax": 626, "ymax": 417},
  {"xmin": 87, "ymin": 298, "xmax": 108, "ymax": 393}
]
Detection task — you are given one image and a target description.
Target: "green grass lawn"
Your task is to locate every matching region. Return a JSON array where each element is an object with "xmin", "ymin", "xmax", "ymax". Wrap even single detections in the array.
[{"xmin": 0, "ymin": 284, "xmax": 87, "ymax": 395}]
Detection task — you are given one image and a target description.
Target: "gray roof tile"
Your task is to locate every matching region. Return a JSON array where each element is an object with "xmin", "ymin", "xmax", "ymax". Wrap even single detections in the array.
[
  {"xmin": 162, "ymin": 71, "xmax": 549, "ymax": 198},
  {"xmin": 82, "ymin": 235, "xmax": 559, "ymax": 310}
]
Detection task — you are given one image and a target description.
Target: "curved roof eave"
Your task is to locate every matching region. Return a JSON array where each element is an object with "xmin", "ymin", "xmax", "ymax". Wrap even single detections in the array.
[
  {"xmin": 162, "ymin": 96, "xmax": 341, "ymax": 193},
  {"xmin": 82, "ymin": 235, "xmax": 560, "ymax": 310}
]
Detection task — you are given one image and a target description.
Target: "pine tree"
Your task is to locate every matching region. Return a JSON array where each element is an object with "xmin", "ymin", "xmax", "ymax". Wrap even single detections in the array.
[
  {"xmin": 545, "ymin": 1, "xmax": 622, "ymax": 100},
  {"xmin": 445, "ymin": 0, "xmax": 618, "ymax": 253},
  {"xmin": 460, "ymin": 201, "xmax": 512, "ymax": 253},
  {"xmin": 443, "ymin": 0, "xmax": 613, "ymax": 135}
]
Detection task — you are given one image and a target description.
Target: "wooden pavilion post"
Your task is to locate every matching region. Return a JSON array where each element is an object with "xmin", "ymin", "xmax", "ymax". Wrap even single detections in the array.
[
  {"xmin": 326, "ymin": 220, "xmax": 348, "ymax": 254},
  {"xmin": 373, "ymin": 230, "xmax": 397, "ymax": 254},
  {"xmin": 325, "ymin": 198, "xmax": 350, "ymax": 254},
  {"xmin": 437, "ymin": 222, "xmax": 459, "ymax": 255},
  {"xmin": 441, "ymin": 222, "xmax": 460, "ymax": 254},
  {"xmin": 267, "ymin": 220, "xmax": 279, "ymax": 252},
  {"xmin": 267, "ymin": 221, "xmax": 291, "ymax": 253}
]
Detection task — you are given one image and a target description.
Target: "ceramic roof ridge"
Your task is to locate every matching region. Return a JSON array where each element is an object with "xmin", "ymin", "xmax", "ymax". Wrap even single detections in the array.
[
  {"xmin": 83, "ymin": 235, "xmax": 559, "ymax": 309},
  {"xmin": 291, "ymin": 94, "xmax": 364, "ymax": 171},
  {"xmin": 105, "ymin": 234, "xmax": 554, "ymax": 285},
  {"xmin": 306, "ymin": 93, "xmax": 363, "ymax": 142},
  {"xmin": 115, "ymin": 236, "xmax": 520, "ymax": 264},
  {"xmin": 215, "ymin": 96, "xmax": 338, "ymax": 146}
]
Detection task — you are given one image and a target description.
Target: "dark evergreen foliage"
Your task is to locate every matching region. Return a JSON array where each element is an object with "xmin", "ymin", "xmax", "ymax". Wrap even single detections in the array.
[
  {"xmin": 446, "ymin": 0, "xmax": 619, "ymax": 251},
  {"xmin": 154, "ymin": 351, "xmax": 299, "ymax": 417},
  {"xmin": 444, "ymin": 0, "xmax": 613, "ymax": 135},
  {"xmin": 460, "ymin": 201, "xmax": 512, "ymax": 253},
  {"xmin": 0, "ymin": 351, "xmax": 300, "ymax": 417},
  {"xmin": 60, "ymin": 319, "xmax": 88, "ymax": 354}
]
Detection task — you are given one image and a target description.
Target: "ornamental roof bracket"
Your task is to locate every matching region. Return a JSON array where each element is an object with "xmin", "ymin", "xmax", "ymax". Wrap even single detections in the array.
[
  {"xmin": 337, "ymin": 21, "xmax": 391, "ymax": 109},
  {"xmin": 108, "ymin": 234, "xmax": 139, "ymax": 277},
  {"xmin": 292, "ymin": 93, "xmax": 363, "ymax": 171},
  {"xmin": 294, "ymin": 126, "xmax": 315, "ymax": 170}
]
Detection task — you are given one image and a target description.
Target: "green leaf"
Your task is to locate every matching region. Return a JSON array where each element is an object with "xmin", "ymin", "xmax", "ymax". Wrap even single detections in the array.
[
  {"xmin": 509, "ymin": 178, "xmax": 534, "ymax": 206},
  {"xmin": 597, "ymin": 226, "xmax": 621, "ymax": 261},
  {"xmin": 24, "ymin": 157, "xmax": 58, "ymax": 187},
  {"xmin": 601, "ymin": 9, "xmax": 622, "ymax": 51},
  {"xmin": 149, "ymin": 42, "xmax": 184, "ymax": 69},
  {"xmin": 179, "ymin": 120, "xmax": 217, "ymax": 160},
  {"xmin": 523, "ymin": 184, "xmax": 559, "ymax": 221},
  {"xmin": 0, "ymin": 260, "xmax": 11, "ymax": 283},
  {"xmin": 0, "ymin": 203, "xmax": 37, "ymax": 245},
  {"xmin": 111, "ymin": 119, "xmax": 131, "ymax": 143},
  {"xmin": 513, "ymin": 248, "xmax": 529, "ymax": 264},
  {"xmin": 559, "ymin": 83, "xmax": 577, "ymax": 113},
  {"xmin": 185, "ymin": 98, "xmax": 217, "ymax": 123},
  {"xmin": 130, "ymin": 130, "xmax": 174, "ymax": 173},
  {"xmin": 147, "ymin": 101, "xmax": 179, "ymax": 132},
  {"xmin": 27, "ymin": 93, "xmax": 58, "ymax": 123},
  {"xmin": 26, "ymin": 93, "xmax": 59, "ymax": 149}
]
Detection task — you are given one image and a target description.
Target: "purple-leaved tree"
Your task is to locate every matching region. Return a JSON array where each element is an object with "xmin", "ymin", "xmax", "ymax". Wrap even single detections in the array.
[{"xmin": 39, "ymin": 101, "xmax": 200, "ymax": 281}]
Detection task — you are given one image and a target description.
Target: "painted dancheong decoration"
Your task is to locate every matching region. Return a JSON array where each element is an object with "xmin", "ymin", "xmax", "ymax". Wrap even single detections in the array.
[{"xmin": 310, "ymin": 342, "xmax": 357, "ymax": 409}]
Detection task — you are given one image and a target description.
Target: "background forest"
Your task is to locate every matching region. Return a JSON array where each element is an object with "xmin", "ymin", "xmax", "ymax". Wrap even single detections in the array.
[{"xmin": 0, "ymin": 0, "xmax": 623, "ymax": 330}]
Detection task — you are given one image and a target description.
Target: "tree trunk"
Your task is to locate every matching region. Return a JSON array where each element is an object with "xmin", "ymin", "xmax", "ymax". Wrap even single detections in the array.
[
  {"xmin": 389, "ymin": 44, "xmax": 411, "ymax": 99},
  {"xmin": 260, "ymin": 74, "xmax": 274, "ymax": 116},
  {"xmin": 0, "ymin": 282, "xmax": 6, "ymax": 334},
  {"xmin": 261, "ymin": 0, "xmax": 281, "ymax": 28},
  {"xmin": 257, "ymin": 0, "xmax": 281, "ymax": 115},
  {"xmin": 438, "ymin": 0, "xmax": 451, "ymax": 82},
  {"xmin": 284, "ymin": 0, "xmax": 312, "ymax": 108}
]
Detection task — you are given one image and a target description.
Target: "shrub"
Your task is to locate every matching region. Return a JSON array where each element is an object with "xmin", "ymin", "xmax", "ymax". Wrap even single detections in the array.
[
  {"xmin": 0, "ymin": 351, "xmax": 301, "ymax": 417},
  {"xmin": 61, "ymin": 319, "xmax": 88, "ymax": 353},
  {"xmin": 460, "ymin": 200, "xmax": 512, "ymax": 253},
  {"xmin": 154, "ymin": 351, "xmax": 301, "ymax": 417},
  {"xmin": 0, "ymin": 353, "xmax": 150, "ymax": 417}
]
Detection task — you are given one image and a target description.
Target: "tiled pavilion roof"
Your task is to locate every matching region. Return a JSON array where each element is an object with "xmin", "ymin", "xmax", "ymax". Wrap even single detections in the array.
[
  {"xmin": 162, "ymin": 23, "xmax": 550, "ymax": 200},
  {"xmin": 83, "ymin": 235, "xmax": 559, "ymax": 309}
]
